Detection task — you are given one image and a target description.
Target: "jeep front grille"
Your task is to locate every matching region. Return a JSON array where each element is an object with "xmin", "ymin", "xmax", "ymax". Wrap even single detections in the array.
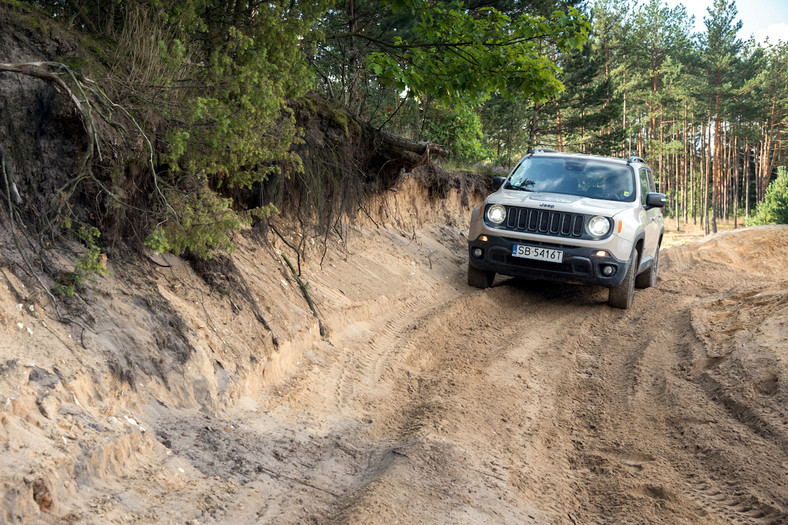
[{"xmin": 503, "ymin": 207, "xmax": 586, "ymax": 238}]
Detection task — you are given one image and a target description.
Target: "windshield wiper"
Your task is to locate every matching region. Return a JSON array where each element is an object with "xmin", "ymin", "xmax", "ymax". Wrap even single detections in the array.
[{"xmin": 504, "ymin": 182, "xmax": 534, "ymax": 191}]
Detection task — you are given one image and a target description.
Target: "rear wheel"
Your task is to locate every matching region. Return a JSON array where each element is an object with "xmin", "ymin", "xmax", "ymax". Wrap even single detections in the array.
[
  {"xmin": 608, "ymin": 250, "xmax": 637, "ymax": 309},
  {"xmin": 635, "ymin": 246, "xmax": 659, "ymax": 289},
  {"xmin": 467, "ymin": 262, "xmax": 495, "ymax": 289}
]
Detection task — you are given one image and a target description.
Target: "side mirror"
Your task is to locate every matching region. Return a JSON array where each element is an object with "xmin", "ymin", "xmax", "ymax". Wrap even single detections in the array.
[
  {"xmin": 645, "ymin": 192, "xmax": 666, "ymax": 209},
  {"xmin": 492, "ymin": 176, "xmax": 506, "ymax": 191}
]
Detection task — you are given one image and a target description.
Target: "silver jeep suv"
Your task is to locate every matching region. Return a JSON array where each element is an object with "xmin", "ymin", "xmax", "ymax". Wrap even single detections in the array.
[{"xmin": 467, "ymin": 149, "xmax": 666, "ymax": 309}]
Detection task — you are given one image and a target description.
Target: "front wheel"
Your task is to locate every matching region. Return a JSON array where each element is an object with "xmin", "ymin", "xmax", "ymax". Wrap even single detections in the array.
[
  {"xmin": 468, "ymin": 262, "xmax": 495, "ymax": 289},
  {"xmin": 635, "ymin": 246, "xmax": 659, "ymax": 289},
  {"xmin": 608, "ymin": 250, "xmax": 637, "ymax": 309}
]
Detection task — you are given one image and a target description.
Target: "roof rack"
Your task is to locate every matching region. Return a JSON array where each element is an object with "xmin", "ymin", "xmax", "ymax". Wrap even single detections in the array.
[
  {"xmin": 528, "ymin": 147, "xmax": 558, "ymax": 154},
  {"xmin": 626, "ymin": 155, "xmax": 646, "ymax": 164}
]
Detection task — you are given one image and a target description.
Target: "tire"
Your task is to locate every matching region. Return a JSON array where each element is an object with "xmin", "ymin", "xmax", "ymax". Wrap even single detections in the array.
[
  {"xmin": 467, "ymin": 262, "xmax": 495, "ymax": 289},
  {"xmin": 635, "ymin": 246, "xmax": 659, "ymax": 289},
  {"xmin": 608, "ymin": 250, "xmax": 637, "ymax": 309}
]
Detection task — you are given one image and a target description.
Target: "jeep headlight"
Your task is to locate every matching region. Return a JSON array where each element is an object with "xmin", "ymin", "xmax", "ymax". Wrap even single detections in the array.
[
  {"xmin": 586, "ymin": 215, "xmax": 611, "ymax": 238},
  {"xmin": 486, "ymin": 204, "xmax": 507, "ymax": 225}
]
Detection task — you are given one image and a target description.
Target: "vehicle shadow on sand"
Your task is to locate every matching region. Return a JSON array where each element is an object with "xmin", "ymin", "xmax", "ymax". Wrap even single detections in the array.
[{"xmin": 489, "ymin": 276, "xmax": 609, "ymax": 306}]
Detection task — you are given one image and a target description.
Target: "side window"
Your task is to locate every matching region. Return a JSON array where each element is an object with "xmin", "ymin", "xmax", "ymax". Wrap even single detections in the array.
[
  {"xmin": 646, "ymin": 169, "xmax": 656, "ymax": 193},
  {"xmin": 639, "ymin": 168, "xmax": 649, "ymax": 206}
]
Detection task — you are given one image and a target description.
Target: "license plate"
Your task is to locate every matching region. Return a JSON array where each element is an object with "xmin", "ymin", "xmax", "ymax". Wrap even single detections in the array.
[{"xmin": 512, "ymin": 244, "xmax": 564, "ymax": 263}]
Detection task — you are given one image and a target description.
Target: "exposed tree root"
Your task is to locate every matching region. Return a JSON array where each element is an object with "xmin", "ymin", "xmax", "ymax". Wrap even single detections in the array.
[
  {"xmin": 0, "ymin": 60, "xmax": 176, "ymax": 227},
  {"xmin": 1, "ymin": 147, "xmax": 88, "ymax": 348},
  {"xmin": 281, "ymin": 253, "xmax": 327, "ymax": 337}
]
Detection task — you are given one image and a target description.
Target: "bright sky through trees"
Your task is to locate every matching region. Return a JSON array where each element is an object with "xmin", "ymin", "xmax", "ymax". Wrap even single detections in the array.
[{"xmin": 658, "ymin": 0, "xmax": 788, "ymax": 43}]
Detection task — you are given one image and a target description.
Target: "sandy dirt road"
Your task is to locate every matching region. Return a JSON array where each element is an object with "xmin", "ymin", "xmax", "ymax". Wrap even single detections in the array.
[
  {"xmin": 141, "ymin": 222, "xmax": 788, "ymax": 524},
  {"xmin": 1, "ymin": 180, "xmax": 786, "ymax": 524}
]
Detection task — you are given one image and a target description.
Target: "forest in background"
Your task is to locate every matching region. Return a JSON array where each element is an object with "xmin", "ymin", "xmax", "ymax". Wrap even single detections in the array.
[
  {"xmin": 312, "ymin": 0, "xmax": 788, "ymax": 234},
  {"xmin": 1, "ymin": 0, "xmax": 786, "ymax": 265}
]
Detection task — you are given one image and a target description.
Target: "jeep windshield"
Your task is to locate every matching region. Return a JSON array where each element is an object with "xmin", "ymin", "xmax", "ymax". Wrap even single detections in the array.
[{"xmin": 505, "ymin": 156, "xmax": 636, "ymax": 203}]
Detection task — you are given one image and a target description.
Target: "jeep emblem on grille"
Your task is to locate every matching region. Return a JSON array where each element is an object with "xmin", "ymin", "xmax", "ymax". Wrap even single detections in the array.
[{"xmin": 539, "ymin": 203, "xmax": 555, "ymax": 209}]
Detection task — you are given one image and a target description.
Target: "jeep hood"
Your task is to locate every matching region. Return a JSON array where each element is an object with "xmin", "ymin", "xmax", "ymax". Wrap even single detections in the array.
[{"xmin": 490, "ymin": 190, "xmax": 631, "ymax": 217}]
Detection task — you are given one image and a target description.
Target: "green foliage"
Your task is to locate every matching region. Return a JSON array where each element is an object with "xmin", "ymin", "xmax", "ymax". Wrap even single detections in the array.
[
  {"xmin": 479, "ymin": 94, "xmax": 531, "ymax": 167},
  {"xmin": 149, "ymin": 0, "xmax": 588, "ymax": 255},
  {"xmin": 75, "ymin": 225, "xmax": 109, "ymax": 279},
  {"xmin": 310, "ymin": 0, "xmax": 589, "ymax": 142},
  {"xmin": 747, "ymin": 167, "xmax": 788, "ymax": 225},
  {"xmin": 175, "ymin": 20, "xmax": 308, "ymax": 187},
  {"xmin": 423, "ymin": 103, "xmax": 489, "ymax": 163},
  {"xmin": 52, "ymin": 286, "xmax": 72, "ymax": 297},
  {"xmin": 150, "ymin": 177, "xmax": 247, "ymax": 259},
  {"xmin": 144, "ymin": 226, "xmax": 170, "ymax": 254},
  {"xmin": 53, "ymin": 225, "xmax": 108, "ymax": 296},
  {"xmin": 367, "ymin": 1, "xmax": 589, "ymax": 107},
  {"xmin": 151, "ymin": 0, "xmax": 328, "ymax": 255}
]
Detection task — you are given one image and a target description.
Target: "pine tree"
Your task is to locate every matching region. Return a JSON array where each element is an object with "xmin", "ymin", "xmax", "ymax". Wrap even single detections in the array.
[{"xmin": 700, "ymin": 0, "xmax": 744, "ymax": 233}]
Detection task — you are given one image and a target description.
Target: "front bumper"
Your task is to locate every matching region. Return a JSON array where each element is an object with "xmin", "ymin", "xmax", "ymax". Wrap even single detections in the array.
[{"xmin": 468, "ymin": 235, "xmax": 631, "ymax": 287}]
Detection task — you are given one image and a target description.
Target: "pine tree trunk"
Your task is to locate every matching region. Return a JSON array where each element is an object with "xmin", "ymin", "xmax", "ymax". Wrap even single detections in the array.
[
  {"xmin": 712, "ymin": 108, "xmax": 719, "ymax": 234},
  {"xmin": 733, "ymin": 133, "xmax": 739, "ymax": 229},
  {"xmin": 722, "ymin": 123, "xmax": 728, "ymax": 220},
  {"xmin": 557, "ymin": 108, "xmax": 563, "ymax": 152},
  {"xmin": 638, "ymin": 120, "xmax": 645, "ymax": 158},
  {"xmin": 658, "ymin": 120, "xmax": 664, "ymax": 193},
  {"xmin": 763, "ymin": 111, "xmax": 778, "ymax": 199},
  {"xmin": 691, "ymin": 120, "xmax": 697, "ymax": 225},
  {"xmin": 624, "ymin": 94, "xmax": 631, "ymax": 155},
  {"xmin": 755, "ymin": 138, "xmax": 762, "ymax": 203},
  {"xmin": 528, "ymin": 103, "xmax": 540, "ymax": 150},
  {"xmin": 703, "ymin": 120, "xmax": 710, "ymax": 234},
  {"xmin": 682, "ymin": 102, "xmax": 689, "ymax": 224},
  {"xmin": 675, "ymin": 146, "xmax": 680, "ymax": 231},
  {"xmin": 744, "ymin": 139, "xmax": 750, "ymax": 218}
]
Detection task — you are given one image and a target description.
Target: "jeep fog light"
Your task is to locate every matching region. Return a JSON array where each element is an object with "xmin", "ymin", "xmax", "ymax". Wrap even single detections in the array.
[
  {"xmin": 486, "ymin": 204, "xmax": 506, "ymax": 225},
  {"xmin": 586, "ymin": 215, "xmax": 611, "ymax": 237},
  {"xmin": 473, "ymin": 248, "xmax": 483, "ymax": 258},
  {"xmin": 601, "ymin": 265, "xmax": 615, "ymax": 276}
]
